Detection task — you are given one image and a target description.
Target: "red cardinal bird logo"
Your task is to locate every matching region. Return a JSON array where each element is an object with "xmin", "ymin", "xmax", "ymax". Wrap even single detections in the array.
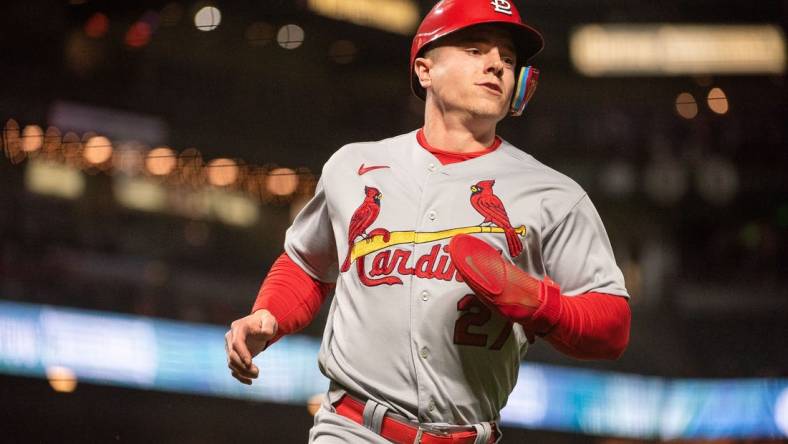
[
  {"xmin": 341, "ymin": 186, "xmax": 383, "ymax": 272},
  {"xmin": 469, "ymin": 179, "xmax": 523, "ymax": 257}
]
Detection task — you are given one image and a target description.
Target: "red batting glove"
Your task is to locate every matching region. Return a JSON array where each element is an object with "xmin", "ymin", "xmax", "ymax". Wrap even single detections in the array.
[{"xmin": 449, "ymin": 234, "xmax": 563, "ymax": 337}]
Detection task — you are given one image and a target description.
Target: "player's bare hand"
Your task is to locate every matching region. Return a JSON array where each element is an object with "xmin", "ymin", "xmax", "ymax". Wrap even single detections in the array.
[{"xmin": 225, "ymin": 309, "xmax": 278, "ymax": 385}]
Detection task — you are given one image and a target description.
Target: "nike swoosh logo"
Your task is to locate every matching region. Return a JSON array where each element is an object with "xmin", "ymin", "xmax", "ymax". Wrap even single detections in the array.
[{"xmin": 358, "ymin": 163, "xmax": 390, "ymax": 175}]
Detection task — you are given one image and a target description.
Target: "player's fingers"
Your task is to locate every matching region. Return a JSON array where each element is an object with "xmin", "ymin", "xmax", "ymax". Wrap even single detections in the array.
[
  {"xmin": 231, "ymin": 370, "xmax": 252, "ymax": 385},
  {"xmin": 226, "ymin": 345, "xmax": 248, "ymax": 371},
  {"xmin": 233, "ymin": 336, "xmax": 253, "ymax": 368},
  {"xmin": 224, "ymin": 329, "xmax": 241, "ymax": 359},
  {"xmin": 228, "ymin": 325, "xmax": 255, "ymax": 369},
  {"xmin": 224, "ymin": 330, "xmax": 233, "ymax": 354},
  {"xmin": 225, "ymin": 330, "xmax": 247, "ymax": 368},
  {"xmin": 228, "ymin": 360, "xmax": 258, "ymax": 379}
]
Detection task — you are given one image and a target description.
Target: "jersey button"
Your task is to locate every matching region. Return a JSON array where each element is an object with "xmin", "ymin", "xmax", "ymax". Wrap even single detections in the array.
[
  {"xmin": 428, "ymin": 163, "xmax": 436, "ymax": 172},
  {"xmin": 427, "ymin": 210, "xmax": 436, "ymax": 221},
  {"xmin": 428, "ymin": 400, "xmax": 436, "ymax": 412},
  {"xmin": 420, "ymin": 290, "xmax": 430, "ymax": 301},
  {"xmin": 420, "ymin": 347, "xmax": 429, "ymax": 359}
]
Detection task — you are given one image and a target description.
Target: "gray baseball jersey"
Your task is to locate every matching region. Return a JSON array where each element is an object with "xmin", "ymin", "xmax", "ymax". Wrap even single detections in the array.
[{"xmin": 284, "ymin": 129, "xmax": 628, "ymax": 426}]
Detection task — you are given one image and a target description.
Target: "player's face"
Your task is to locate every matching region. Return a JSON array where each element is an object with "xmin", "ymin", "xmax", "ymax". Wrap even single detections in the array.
[{"xmin": 422, "ymin": 26, "xmax": 517, "ymax": 121}]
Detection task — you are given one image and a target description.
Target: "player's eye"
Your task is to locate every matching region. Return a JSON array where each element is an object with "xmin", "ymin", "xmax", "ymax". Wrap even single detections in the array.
[{"xmin": 465, "ymin": 48, "xmax": 482, "ymax": 56}]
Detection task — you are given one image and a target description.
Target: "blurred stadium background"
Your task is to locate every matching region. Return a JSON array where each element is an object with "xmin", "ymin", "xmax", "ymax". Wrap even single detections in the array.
[{"xmin": 1, "ymin": 1, "xmax": 786, "ymax": 442}]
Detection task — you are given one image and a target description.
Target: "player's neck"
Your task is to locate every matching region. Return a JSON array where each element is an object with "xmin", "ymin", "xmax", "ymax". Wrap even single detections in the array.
[{"xmin": 422, "ymin": 104, "xmax": 498, "ymax": 154}]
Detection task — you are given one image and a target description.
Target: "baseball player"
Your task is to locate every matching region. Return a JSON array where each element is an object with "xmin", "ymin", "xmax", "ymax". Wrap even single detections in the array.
[{"xmin": 225, "ymin": 0, "xmax": 631, "ymax": 442}]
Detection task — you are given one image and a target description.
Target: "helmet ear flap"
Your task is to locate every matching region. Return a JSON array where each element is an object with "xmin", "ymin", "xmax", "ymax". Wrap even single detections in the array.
[{"xmin": 510, "ymin": 66, "xmax": 539, "ymax": 116}]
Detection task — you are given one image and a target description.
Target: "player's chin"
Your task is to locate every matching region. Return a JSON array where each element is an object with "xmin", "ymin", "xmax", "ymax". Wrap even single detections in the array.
[
  {"xmin": 472, "ymin": 95, "xmax": 509, "ymax": 118},
  {"xmin": 469, "ymin": 102, "xmax": 509, "ymax": 120}
]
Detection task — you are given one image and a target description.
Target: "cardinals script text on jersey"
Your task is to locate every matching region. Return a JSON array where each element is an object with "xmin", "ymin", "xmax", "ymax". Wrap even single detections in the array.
[{"xmin": 341, "ymin": 179, "xmax": 523, "ymax": 287}]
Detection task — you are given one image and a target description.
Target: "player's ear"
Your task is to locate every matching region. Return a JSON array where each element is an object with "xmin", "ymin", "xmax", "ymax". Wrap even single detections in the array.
[{"xmin": 414, "ymin": 56, "xmax": 433, "ymax": 89}]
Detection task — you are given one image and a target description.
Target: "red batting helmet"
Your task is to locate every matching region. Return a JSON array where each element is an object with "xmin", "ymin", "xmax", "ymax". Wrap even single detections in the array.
[{"xmin": 410, "ymin": 0, "xmax": 544, "ymax": 106}]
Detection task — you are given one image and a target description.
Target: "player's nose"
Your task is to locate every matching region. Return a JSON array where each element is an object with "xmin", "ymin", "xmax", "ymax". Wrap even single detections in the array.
[{"xmin": 484, "ymin": 48, "xmax": 506, "ymax": 77}]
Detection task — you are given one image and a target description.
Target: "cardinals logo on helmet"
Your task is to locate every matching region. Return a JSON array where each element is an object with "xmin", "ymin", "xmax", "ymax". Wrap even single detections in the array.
[{"xmin": 490, "ymin": 0, "xmax": 513, "ymax": 15}]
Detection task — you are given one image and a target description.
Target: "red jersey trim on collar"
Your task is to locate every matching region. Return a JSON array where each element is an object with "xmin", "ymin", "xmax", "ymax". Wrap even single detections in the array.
[{"xmin": 416, "ymin": 128, "xmax": 502, "ymax": 165}]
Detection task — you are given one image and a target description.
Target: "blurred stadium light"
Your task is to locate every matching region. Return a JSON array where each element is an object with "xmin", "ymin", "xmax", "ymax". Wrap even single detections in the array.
[
  {"xmin": 307, "ymin": 0, "xmax": 419, "ymax": 35},
  {"xmin": 5, "ymin": 115, "xmax": 314, "ymax": 228},
  {"xmin": 276, "ymin": 24, "xmax": 305, "ymax": 50},
  {"xmin": 113, "ymin": 176, "xmax": 260, "ymax": 227},
  {"xmin": 0, "ymin": 300, "xmax": 786, "ymax": 440},
  {"xmin": 194, "ymin": 6, "xmax": 221, "ymax": 32},
  {"xmin": 83, "ymin": 135, "xmax": 113, "ymax": 165},
  {"xmin": 571, "ymin": 24, "xmax": 786, "ymax": 76},
  {"xmin": 113, "ymin": 176, "xmax": 168, "ymax": 212},
  {"xmin": 46, "ymin": 366, "xmax": 78, "ymax": 393},
  {"xmin": 25, "ymin": 160, "xmax": 85, "ymax": 199},
  {"xmin": 145, "ymin": 147, "xmax": 177, "ymax": 176},
  {"xmin": 707, "ymin": 87, "xmax": 729, "ymax": 114},
  {"xmin": 21, "ymin": 125, "xmax": 43, "ymax": 153}
]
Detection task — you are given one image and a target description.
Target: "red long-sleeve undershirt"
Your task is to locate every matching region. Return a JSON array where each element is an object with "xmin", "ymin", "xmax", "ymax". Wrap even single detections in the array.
[
  {"xmin": 251, "ymin": 253, "xmax": 334, "ymax": 347},
  {"xmin": 535, "ymin": 290, "xmax": 630, "ymax": 360},
  {"xmin": 252, "ymin": 252, "xmax": 630, "ymax": 360}
]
